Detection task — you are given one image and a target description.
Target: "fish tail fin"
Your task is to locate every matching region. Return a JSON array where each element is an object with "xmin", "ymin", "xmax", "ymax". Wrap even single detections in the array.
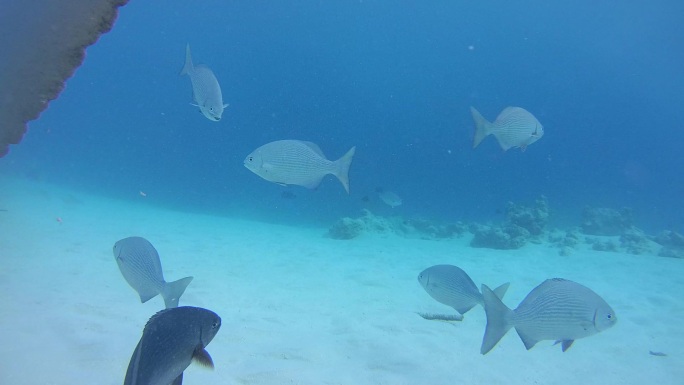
[
  {"xmin": 470, "ymin": 106, "xmax": 492, "ymax": 148},
  {"xmin": 491, "ymin": 282, "xmax": 511, "ymax": 300},
  {"xmin": 161, "ymin": 276, "xmax": 193, "ymax": 309},
  {"xmin": 180, "ymin": 43, "xmax": 193, "ymax": 76},
  {"xmin": 334, "ymin": 146, "xmax": 356, "ymax": 194},
  {"xmin": 480, "ymin": 284, "xmax": 515, "ymax": 355}
]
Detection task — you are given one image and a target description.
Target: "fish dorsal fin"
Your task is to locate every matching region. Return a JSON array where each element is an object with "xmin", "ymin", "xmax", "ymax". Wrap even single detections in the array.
[
  {"xmin": 192, "ymin": 346, "xmax": 214, "ymax": 369},
  {"xmin": 300, "ymin": 141, "xmax": 326, "ymax": 158},
  {"xmin": 144, "ymin": 308, "xmax": 173, "ymax": 330}
]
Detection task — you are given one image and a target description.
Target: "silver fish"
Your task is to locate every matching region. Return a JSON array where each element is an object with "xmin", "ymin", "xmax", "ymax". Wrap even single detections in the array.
[
  {"xmin": 378, "ymin": 190, "xmax": 402, "ymax": 208},
  {"xmin": 480, "ymin": 278, "xmax": 617, "ymax": 354},
  {"xmin": 180, "ymin": 43, "xmax": 228, "ymax": 121},
  {"xmin": 471, "ymin": 106, "xmax": 544, "ymax": 151},
  {"xmin": 113, "ymin": 236, "xmax": 193, "ymax": 309},
  {"xmin": 418, "ymin": 264, "xmax": 509, "ymax": 320},
  {"xmin": 124, "ymin": 306, "xmax": 221, "ymax": 385},
  {"xmin": 244, "ymin": 140, "xmax": 356, "ymax": 193}
]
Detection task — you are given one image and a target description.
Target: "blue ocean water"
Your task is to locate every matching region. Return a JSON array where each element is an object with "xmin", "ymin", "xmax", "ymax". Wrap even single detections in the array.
[{"xmin": 3, "ymin": 0, "xmax": 683, "ymax": 233}]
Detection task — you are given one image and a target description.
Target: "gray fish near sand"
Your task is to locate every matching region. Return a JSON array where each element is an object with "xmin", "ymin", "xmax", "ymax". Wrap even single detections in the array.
[
  {"xmin": 471, "ymin": 106, "xmax": 544, "ymax": 151},
  {"xmin": 180, "ymin": 43, "xmax": 228, "ymax": 121},
  {"xmin": 480, "ymin": 278, "xmax": 617, "ymax": 354},
  {"xmin": 124, "ymin": 306, "xmax": 221, "ymax": 385},
  {"xmin": 378, "ymin": 190, "xmax": 402, "ymax": 208},
  {"xmin": 244, "ymin": 140, "xmax": 356, "ymax": 193},
  {"xmin": 113, "ymin": 236, "xmax": 193, "ymax": 309},
  {"xmin": 418, "ymin": 264, "xmax": 510, "ymax": 320}
]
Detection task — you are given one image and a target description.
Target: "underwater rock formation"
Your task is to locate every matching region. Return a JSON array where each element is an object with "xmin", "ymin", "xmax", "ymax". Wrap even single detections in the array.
[
  {"xmin": 328, "ymin": 217, "xmax": 365, "ymax": 240},
  {"xmin": 581, "ymin": 206, "xmax": 633, "ymax": 236},
  {"xmin": 548, "ymin": 228, "xmax": 582, "ymax": 256},
  {"xmin": 401, "ymin": 218, "xmax": 468, "ymax": 239},
  {"xmin": 0, "ymin": 0, "xmax": 129, "ymax": 156},
  {"xmin": 468, "ymin": 196, "xmax": 549, "ymax": 250},
  {"xmin": 506, "ymin": 196, "xmax": 549, "ymax": 236},
  {"xmin": 654, "ymin": 230, "xmax": 684, "ymax": 259},
  {"xmin": 619, "ymin": 227, "xmax": 657, "ymax": 255},
  {"xmin": 327, "ymin": 210, "xmax": 467, "ymax": 240},
  {"xmin": 586, "ymin": 238, "xmax": 620, "ymax": 252},
  {"xmin": 470, "ymin": 224, "xmax": 530, "ymax": 250}
]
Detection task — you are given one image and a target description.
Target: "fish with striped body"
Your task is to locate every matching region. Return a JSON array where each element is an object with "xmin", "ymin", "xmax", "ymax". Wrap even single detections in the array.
[
  {"xmin": 244, "ymin": 140, "xmax": 356, "ymax": 193},
  {"xmin": 124, "ymin": 306, "xmax": 221, "ymax": 385},
  {"xmin": 113, "ymin": 236, "xmax": 193, "ymax": 309},
  {"xmin": 180, "ymin": 44, "xmax": 228, "ymax": 121},
  {"xmin": 418, "ymin": 264, "xmax": 510, "ymax": 321},
  {"xmin": 471, "ymin": 106, "xmax": 543, "ymax": 151},
  {"xmin": 480, "ymin": 278, "xmax": 617, "ymax": 354}
]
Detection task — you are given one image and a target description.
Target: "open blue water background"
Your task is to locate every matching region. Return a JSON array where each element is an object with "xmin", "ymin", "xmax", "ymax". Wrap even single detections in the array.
[{"xmin": 3, "ymin": 0, "xmax": 683, "ymax": 233}]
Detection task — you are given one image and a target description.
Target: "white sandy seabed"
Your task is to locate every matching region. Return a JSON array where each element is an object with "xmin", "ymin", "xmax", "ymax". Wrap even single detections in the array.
[{"xmin": 0, "ymin": 176, "xmax": 682, "ymax": 385}]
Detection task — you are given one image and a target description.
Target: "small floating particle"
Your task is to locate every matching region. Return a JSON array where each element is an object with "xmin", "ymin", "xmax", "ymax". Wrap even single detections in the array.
[
  {"xmin": 139, "ymin": 191, "xmax": 147, "ymax": 197},
  {"xmin": 56, "ymin": 217, "xmax": 63, "ymax": 224},
  {"xmin": 649, "ymin": 351, "xmax": 667, "ymax": 357}
]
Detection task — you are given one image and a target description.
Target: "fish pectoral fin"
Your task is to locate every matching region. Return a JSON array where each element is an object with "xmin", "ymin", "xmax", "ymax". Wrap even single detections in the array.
[
  {"xmin": 515, "ymin": 329, "xmax": 539, "ymax": 350},
  {"xmin": 192, "ymin": 347, "xmax": 214, "ymax": 369},
  {"xmin": 455, "ymin": 304, "xmax": 476, "ymax": 315},
  {"xmin": 138, "ymin": 291, "xmax": 158, "ymax": 303},
  {"xmin": 223, "ymin": 103, "xmax": 230, "ymax": 108},
  {"xmin": 302, "ymin": 176, "xmax": 324, "ymax": 190},
  {"xmin": 171, "ymin": 372, "xmax": 183, "ymax": 385}
]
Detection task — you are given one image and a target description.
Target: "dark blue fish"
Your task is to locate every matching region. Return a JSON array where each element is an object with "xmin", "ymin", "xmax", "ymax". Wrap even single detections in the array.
[{"xmin": 124, "ymin": 306, "xmax": 221, "ymax": 385}]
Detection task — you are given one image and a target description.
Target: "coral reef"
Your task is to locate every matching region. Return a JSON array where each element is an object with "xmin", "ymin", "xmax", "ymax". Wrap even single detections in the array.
[{"xmin": 581, "ymin": 206, "xmax": 633, "ymax": 236}]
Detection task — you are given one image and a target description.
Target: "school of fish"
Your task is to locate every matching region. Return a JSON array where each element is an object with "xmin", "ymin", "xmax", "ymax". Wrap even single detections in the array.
[{"xmin": 105, "ymin": 42, "xmax": 597, "ymax": 383}]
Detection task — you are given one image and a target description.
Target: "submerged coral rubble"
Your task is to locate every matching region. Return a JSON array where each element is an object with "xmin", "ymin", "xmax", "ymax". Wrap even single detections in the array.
[{"xmin": 328, "ymin": 198, "xmax": 683, "ymax": 259}]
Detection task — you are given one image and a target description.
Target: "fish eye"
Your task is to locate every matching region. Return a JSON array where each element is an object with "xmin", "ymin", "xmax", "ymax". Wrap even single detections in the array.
[
  {"xmin": 248, "ymin": 156, "xmax": 253, "ymax": 162},
  {"xmin": 606, "ymin": 314, "xmax": 612, "ymax": 319}
]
